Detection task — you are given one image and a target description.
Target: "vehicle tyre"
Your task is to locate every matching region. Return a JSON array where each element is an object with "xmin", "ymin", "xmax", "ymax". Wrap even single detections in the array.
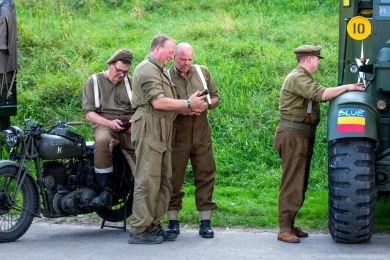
[
  {"xmin": 0, "ymin": 166, "xmax": 39, "ymax": 243},
  {"xmin": 328, "ymin": 138, "xmax": 375, "ymax": 243}
]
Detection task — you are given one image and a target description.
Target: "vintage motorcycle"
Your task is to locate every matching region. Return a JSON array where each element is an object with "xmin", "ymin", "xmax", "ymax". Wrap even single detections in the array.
[{"xmin": 0, "ymin": 119, "xmax": 134, "ymax": 243}]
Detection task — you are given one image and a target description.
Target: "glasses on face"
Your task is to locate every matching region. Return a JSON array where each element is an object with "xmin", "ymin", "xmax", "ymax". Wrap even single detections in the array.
[
  {"xmin": 113, "ymin": 63, "xmax": 129, "ymax": 76},
  {"xmin": 313, "ymin": 56, "xmax": 320, "ymax": 61}
]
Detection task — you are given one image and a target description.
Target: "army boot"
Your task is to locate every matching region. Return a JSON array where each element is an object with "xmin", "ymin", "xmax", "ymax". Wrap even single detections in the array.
[
  {"xmin": 92, "ymin": 173, "xmax": 112, "ymax": 207},
  {"xmin": 128, "ymin": 230, "xmax": 164, "ymax": 244},
  {"xmin": 155, "ymin": 225, "xmax": 177, "ymax": 241},
  {"xmin": 167, "ymin": 220, "xmax": 180, "ymax": 235},
  {"xmin": 199, "ymin": 220, "xmax": 214, "ymax": 238}
]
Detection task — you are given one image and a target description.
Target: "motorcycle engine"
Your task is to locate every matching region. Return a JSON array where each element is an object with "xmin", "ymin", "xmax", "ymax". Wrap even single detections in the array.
[
  {"xmin": 53, "ymin": 188, "xmax": 97, "ymax": 215},
  {"xmin": 42, "ymin": 161, "xmax": 67, "ymax": 191},
  {"xmin": 43, "ymin": 161, "xmax": 98, "ymax": 215}
]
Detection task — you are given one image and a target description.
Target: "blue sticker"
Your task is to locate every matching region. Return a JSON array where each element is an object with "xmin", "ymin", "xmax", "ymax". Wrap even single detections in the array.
[{"xmin": 338, "ymin": 108, "xmax": 366, "ymax": 118}]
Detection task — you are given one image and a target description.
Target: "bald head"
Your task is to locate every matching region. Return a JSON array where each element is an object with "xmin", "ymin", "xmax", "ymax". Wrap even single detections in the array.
[
  {"xmin": 175, "ymin": 42, "xmax": 194, "ymax": 55},
  {"xmin": 174, "ymin": 42, "xmax": 194, "ymax": 74}
]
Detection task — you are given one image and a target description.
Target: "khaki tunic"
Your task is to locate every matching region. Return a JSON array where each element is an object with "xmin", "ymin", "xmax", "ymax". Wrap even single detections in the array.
[
  {"xmin": 82, "ymin": 73, "xmax": 135, "ymax": 171},
  {"xmin": 130, "ymin": 55, "xmax": 177, "ymax": 234},
  {"xmin": 279, "ymin": 66, "xmax": 324, "ymax": 125},
  {"xmin": 82, "ymin": 73, "xmax": 135, "ymax": 115},
  {"xmin": 0, "ymin": 1, "xmax": 18, "ymax": 129},
  {"xmin": 274, "ymin": 65, "xmax": 325, "ymax": 231},
  {"xmin": 0, "ymin": 0, "xmax": 18, "ymax": 73},
  {"xmin": 168, "ymin": 65, "xmax": 218, "ymax": 213}
]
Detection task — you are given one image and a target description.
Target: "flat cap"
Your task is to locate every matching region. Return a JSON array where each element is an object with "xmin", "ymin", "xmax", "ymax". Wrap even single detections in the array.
[
  {"xmin": 294, "ymin": 45, "xmax": 323, "ymax": 59},
  {"xmin": 106, "ymin": 48, "xmax": 133, "ymax": 64}
]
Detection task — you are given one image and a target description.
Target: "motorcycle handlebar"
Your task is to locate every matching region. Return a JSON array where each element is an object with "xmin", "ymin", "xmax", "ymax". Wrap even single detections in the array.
[{"xmin": 66, "ymin": 122, "xmax": 83, "ymax": 126}]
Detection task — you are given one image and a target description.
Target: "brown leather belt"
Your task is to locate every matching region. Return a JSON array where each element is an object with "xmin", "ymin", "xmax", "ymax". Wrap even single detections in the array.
[{"xmin": 279, "ymin": 119, "xmax": 316, "ymax": 134}]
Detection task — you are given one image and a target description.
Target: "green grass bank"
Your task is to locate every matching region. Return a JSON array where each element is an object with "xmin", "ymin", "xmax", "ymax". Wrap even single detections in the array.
[{"xmin": 13, "ymin": 0, "xmax": 390, "ymax": 231}]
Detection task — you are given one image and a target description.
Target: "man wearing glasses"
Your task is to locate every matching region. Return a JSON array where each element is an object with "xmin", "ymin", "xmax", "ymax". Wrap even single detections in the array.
[{"xmin": 82, "ymin": 48, "xmax": 135, "ymax": 207}]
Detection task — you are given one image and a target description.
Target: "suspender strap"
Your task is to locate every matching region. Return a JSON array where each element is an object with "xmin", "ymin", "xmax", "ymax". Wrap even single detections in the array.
[
  {"xmin": 194, "ymin": 64, "xmax": 211, "ymax": 105},
  {"xmin": 165, "ymin": 68, "xmax": 174, "ymax": 86},
  {"xmin": 307, "ymin": 100, "xmax": 313, "ymax": 114},
  {"xmin": 92, "ymin": 74, "xmax": 133, "ymax": 111},
  {"xmin": 92, "ymin": 74, "xmax": 100, "ymax": 110},
  {"xmin": 124, "ymin": 76, "xmax": 133, "ymax": 105}
]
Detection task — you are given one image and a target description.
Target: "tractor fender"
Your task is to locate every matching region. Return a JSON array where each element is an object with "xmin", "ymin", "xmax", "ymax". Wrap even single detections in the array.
[{"xmin": 327, "ymin": 91, "xmax": 379, "ymax": 142}]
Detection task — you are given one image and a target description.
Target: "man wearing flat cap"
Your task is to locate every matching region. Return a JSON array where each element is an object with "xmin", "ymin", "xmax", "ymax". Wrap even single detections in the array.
[
  {"xmin": 82, "ymin": 48, "xmax": 136, "ymax": 207},
  {"xmin": 274, "ymin": 45, "xmax": 364, "ymax": 243}
]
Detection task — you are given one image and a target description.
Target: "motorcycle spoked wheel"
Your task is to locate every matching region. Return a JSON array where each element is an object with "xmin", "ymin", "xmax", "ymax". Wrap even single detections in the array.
[{"xmin": 0, "ymin": 166, "xmax": 39, "ymax": 243}]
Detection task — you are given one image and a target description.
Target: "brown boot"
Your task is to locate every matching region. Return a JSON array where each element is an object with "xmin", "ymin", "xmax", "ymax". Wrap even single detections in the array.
[
  {"xmin": 292, "ymin": 227, "xmax": 309, "ymax": 238},
  {"xmin": 277, "ymin": 231, "xmax": 300, "ymax": 243}
]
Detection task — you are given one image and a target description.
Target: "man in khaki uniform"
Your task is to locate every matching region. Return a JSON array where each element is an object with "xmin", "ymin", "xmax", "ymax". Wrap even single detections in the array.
[
  {"xmin": 128, "ymin": 35, "xmax": 206, "ymax": 244},
  {"xmin": 166, "ymin": 43, "xmax": 219, "ymax": 239},
  {"xmin": 0, "ymin": 0, "xmax": 17, "ymax": 73},
  {"xmin": 82, "ymin": 48, "xmax": 135, "ymax": 207},
  {"xmin": 0, "ymin": 0, "xmax": 18, "ymax": 130},
  {"xmin": 274, "ymin": 45, "xmax": 364, "ymax": 243}
]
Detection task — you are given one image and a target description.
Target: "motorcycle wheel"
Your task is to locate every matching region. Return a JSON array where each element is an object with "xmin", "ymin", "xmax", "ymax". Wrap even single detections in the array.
[
  {"xmin": 0, "ymin": 166, "xmax": 39, "ymax": 243},
  {"xmin": 96, "ymin": 191, "xmax": 133, "ymax": 222}
]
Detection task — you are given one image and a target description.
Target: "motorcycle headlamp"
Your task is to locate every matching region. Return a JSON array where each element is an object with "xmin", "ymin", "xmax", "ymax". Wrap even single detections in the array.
[{"xmin": 2, "ymin": 126, "xmax": 24, "ymax": 147}]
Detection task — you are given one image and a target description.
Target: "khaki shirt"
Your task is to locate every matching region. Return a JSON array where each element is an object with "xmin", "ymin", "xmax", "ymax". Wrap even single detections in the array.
[
  {"xmin": 132, "ymin": 55, "xmax": 177, "ymax": 123},
  {"xmin": 279, "ymin": 66, "xmax": 325, "ymax": 125},
  {"xmin": 169, "ymin": 65, "xmax": 219, "ymax": 100},
  {"xmin": 82, "ymin": 72, "xmax": 135, "ymax": 116}
]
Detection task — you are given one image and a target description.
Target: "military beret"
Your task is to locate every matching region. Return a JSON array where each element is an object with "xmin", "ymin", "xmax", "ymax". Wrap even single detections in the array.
[
  {"xmin": 106, "ymin": 48, "xmax": 133, "ymax": 64},
  {"xmin": 294, "ymin": 45, "xmax": 323, "ymax": 59}
]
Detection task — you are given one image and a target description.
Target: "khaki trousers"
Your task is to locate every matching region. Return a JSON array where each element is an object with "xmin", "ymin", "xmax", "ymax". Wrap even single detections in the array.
[
  {"xmin": 93, "ymin": 114, "xmax": 135, "ymax": 171},
  {"xmin": 168, "ymin": 115, "xmax": 217, "ymax": 212},
  {"xmin": 130, "ymin": 110, "xmax": 173, "ymax": 234},
  {"xmin": 274, "ymin": 126, "xmax": 315, "ymax": 231}
]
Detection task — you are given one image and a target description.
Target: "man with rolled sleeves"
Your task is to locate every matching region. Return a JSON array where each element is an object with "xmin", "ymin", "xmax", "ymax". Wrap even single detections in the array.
[
  {"xmin": 274, "ymin": 45, "xmax": 365, "ymax": 243},
  {"xmin": 82, "ymin": 48, "xmax": 135, "ymax": 207},
  {"xmin": 128, "ymin": 35, "xmax": 206, "ymax": 244},
  {"xmin": 166, "ymin": 42, "xmax": 219, "ymax": 239}
]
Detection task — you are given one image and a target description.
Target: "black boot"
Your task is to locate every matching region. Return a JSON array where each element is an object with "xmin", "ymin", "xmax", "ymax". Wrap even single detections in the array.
[
  {"xmin": 199, "ymin": 220, "xmax": 214, "ymax": 238},
  {"xmin": 92, "ymin": 173, "xmax": 112, "ymax": 207},
  {"xmin": 155, "ymin": 225, "xmax": 177, "ymax": 241},
  {"xmin": 167, "ymin": 220, "xmax": 180, "ymax": 235}
]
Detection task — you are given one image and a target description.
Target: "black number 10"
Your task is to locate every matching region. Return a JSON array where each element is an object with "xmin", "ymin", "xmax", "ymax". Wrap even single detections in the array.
[{"xmin": 353, "ymin": 23, "xmax": 365, "ymax": 34}]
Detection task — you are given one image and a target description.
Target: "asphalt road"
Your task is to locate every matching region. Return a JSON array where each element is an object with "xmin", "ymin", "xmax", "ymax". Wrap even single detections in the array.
[{"xmin": 1, "ymin": 222, "xmax": 390, "ymax": 260}]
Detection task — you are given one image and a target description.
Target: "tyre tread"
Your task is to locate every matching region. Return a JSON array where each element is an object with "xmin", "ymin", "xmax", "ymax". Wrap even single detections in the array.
[{"xmin": 328, "ymin": 139, "xmax": 375, "ymax": 243}]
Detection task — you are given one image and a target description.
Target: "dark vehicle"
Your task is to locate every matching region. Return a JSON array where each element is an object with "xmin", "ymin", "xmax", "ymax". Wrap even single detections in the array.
[
  {"xmin": 0, "ymin": 119, "xmax": 134, "ymax": 243},
  {"xmin": 327, "ymin": 0, "xmax": 390, "ymax": 243}
]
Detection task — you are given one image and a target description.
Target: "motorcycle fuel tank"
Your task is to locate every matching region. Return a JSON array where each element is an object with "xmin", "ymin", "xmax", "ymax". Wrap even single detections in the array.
[{"xmin": 39, "ymin": 133, "xmax": 83, "ymax": 160}]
